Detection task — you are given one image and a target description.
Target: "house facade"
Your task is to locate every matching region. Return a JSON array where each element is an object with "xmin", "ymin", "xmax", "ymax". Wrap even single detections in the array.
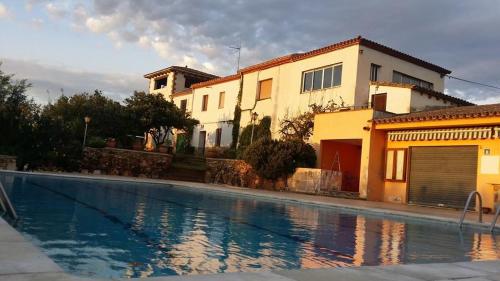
[
  {"xmin": 187, "ymin": 36, "xmax": 466, "ymax": 151},
  {"xmin": 312, "ymin": 104, "xmax": 500, "ymax": 210}
]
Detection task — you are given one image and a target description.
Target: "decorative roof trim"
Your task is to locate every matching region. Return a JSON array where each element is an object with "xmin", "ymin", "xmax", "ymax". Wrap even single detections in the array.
[
  {"xmin": 144, "ymin": 66, "xmax": 218, "ymax": 79},
  {"xmin": 191, "ymin": 74, "xmax": 240, "ymax": 89},
  {"xmin": 238, "ymin": 36, "xmax": 451, "ymax": 75},
  {"xmin": 375, "ymin": 103, "xmax": 500, "ymax": 124},
  {"xmin": 171, "ymin": 88, "xmax": 192, "ymax": 98},
  {"xmin": 370, "ymin": 81, "xmax": 473, "ymax": 106}
]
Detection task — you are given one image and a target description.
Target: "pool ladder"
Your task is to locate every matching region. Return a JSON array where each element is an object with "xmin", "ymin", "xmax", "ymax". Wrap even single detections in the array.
[
  {"xmin": 0, "ymin": 181, "xmax": 17, "ymax": 220},
  {"xmin": 459, "ymin": 191, "xmax": 499, "ymax": 233}
]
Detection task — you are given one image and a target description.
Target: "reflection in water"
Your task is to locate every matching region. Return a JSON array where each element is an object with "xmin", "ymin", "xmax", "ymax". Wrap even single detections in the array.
[{"xmin": 1, "ymin": 172, "xmax": 499, "ymax": 278}]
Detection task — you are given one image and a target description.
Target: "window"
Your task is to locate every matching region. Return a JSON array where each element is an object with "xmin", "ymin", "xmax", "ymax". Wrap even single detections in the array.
[
  {"xmin": 180, "ymin": 99, "xmax": 187, "ymax": 113},
  {"xmin": 258, "ymin": 79, "xmax": 272, "ymax": 100},
  {"xmin": 154, "ymin": 77, "xmax": 168, "ymax": 90},
  {"xmin": 201, "ymin": 95, "xmax": 209, "ymax": 111},
  {"xmin": 370, "ymin": 64, "xmax": 381, "ymax": 81},
  {"xmin": 218, "ymin": 92, "xmax": 225, "ymax": 109},
  {"xmin": 215, "ymin": 128, "xmax": 222, "ymax": 147},
  {"xmin": 302, "ymin": 64, "xmax": 342, "ymax": 92},
  {"xmin": 385, "ymin": 149, "xmax": 407, "ymax": 181},
  {"xmin": 392, "ymin": 71, "xmax": 433, "ymax": 89}
]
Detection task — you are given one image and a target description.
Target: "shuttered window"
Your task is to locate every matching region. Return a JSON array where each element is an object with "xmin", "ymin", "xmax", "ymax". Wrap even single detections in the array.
[
  {"xmin": 202, "ymin": 95, "xmax": 209, "ymax": 111},
  {"xmin": 218, "ymin": 92, "xmax": 225, "ymax": 109},
  {"xmin": 385, "ymin": 149, "xmax": 407, "ymax": 181},
  {"xmin": 258, "ymin": 79, "xmax": 272, "ymax": 100}
]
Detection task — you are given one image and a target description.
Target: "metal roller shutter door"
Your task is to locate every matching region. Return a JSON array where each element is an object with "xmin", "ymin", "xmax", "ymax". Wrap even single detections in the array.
[{"xmin": 408, "ymin": 146, "xmax": 478, "ymax": 208}]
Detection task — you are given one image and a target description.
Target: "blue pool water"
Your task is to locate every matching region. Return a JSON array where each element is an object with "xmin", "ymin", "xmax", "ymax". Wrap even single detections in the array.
[{"xmin": 1, "ymin": 172, "xmax": 499, "ymax": 278}]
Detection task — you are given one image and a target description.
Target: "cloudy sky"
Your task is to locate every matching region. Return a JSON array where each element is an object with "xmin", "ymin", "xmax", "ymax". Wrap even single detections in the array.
[{"xmin": 0, "ymin": 0, "xmax": 499, "ymax": 104}]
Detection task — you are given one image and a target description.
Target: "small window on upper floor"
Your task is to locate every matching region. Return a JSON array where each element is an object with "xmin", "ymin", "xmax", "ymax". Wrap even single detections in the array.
[
  {"xmin": 154, "ymin": 77, "xmax": 168, "ymax": 90},
  {"xmin": 180, "ymin": 99, "xmax": 187, "ymax": 113},
  {"xmin": 392, "ymin": 71, "xmax": 433, "ymax": 90},
  {"xmin": 370, "ymin": 64, "xmax": 381, "ymax": 81},
  {"xmin": 302, "ymin": 64, "xmax": 342, "ymax": 92},
  {"xmin": 202, "ymin": 95, "xmax": 209, "ymax": 111},
  {"xmin": 257, "ymin": 79, "xmax": 272, "ymax": 100}
]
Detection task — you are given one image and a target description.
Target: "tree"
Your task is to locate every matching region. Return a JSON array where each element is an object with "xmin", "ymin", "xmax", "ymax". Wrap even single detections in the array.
[
  {"xmin": 243, "ymin": 138, "xmax": 316, "ymax": 188},
  {"xmin": 236, "ymin": 116, "xmax": 272, "ymax": 157},
  {"xmin": 125, "ymin": 91, "xmax": 198, "ymax": 147},
  {"xmin": 279, "ymin": 99, "xmax": 344, "ymax": 141},
  {"xmin": 0, "ymin": 66, "xmax": 39, "ymax": 168},
  {"xmin": 31, "ymin": 91, "xmax": 130, "ymax": 170}
]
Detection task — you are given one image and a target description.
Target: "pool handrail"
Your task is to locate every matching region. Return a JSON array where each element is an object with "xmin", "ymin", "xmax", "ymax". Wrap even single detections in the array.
[
  {"xmin": 0, "ymin": 181, "xmax": 17, "ymax": 220},
  {"xmin": 491, "ymin": 205, "xmax": 499, "ymax": 233},
  {"xmin": 459, "ymin": 191, "xmax": 482, "ymax": 228}
]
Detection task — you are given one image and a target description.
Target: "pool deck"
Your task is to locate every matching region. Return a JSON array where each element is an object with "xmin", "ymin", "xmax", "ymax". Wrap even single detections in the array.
[{"xmin": 0, "ymin": 171, "xmax": 499, "ymax": 281}]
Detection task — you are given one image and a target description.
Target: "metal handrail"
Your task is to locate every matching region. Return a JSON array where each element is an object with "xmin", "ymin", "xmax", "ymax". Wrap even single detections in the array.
[
  {"xmin": 491, "ymin": 205, "xmax": 500, "ymax": 233},
  {"xmin": 459, "ymin": 191, "xmax": 482, "ymax": 228},
  {"xmin": 0, "ymin": 182, "xmax": 17, "ymax": 220}
]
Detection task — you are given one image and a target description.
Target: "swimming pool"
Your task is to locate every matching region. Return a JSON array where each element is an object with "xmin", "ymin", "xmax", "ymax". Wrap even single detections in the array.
[{"xmin": 1, "ymin": 172, "xmax": 499, "ymax": 278}]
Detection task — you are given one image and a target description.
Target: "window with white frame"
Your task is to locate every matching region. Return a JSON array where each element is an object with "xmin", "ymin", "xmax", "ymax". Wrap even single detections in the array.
[{"xmin": 302, "ymin": 64, "xmax": 342, "ymax": 92}]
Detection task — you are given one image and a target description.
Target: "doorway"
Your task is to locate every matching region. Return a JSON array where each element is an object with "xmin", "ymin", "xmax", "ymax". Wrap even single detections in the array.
[{"xmin": 198, "ymin": 131, "xmax": 206, "ymax": 155}]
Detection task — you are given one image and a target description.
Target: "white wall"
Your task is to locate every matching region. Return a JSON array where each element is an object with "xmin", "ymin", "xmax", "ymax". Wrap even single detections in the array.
[
  {"xmin": 191, "ymin": 78, "xmax": 240, "ymax": 148},
  {"xmin": 357, "ymin": 47, "xmax": 446, "ymax": 107}
]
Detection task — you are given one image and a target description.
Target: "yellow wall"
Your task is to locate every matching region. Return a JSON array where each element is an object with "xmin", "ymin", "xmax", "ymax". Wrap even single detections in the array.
[
  {"xmin": 378, "ymin": 118, "xmax": 500, "ymax": 209},
  {"xmin": 384, "ymin": 136, "xmax": 500, "ymax": 209},
  {"xmin": 312, "ymin": 109, "xmax": 375, "ymax": 198}
]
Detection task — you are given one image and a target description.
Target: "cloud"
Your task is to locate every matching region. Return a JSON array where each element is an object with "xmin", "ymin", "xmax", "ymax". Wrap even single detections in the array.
[
  {"xmin": 0, "ymin": 58, "xmax": 145, "ymax": 104},
  {"xmin": 44, "ymin": 2, "xmax": 69, "ymax": 19},
  {"xmin": 0, "ymin": 2, "xmax": 11, "ymax": 18},
  {"xmin": 24, "ymin": 0, "xmax": 500, "ymax": 103}
]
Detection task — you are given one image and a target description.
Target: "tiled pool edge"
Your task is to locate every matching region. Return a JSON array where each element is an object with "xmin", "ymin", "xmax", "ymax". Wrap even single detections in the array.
[{"xmin": 1, "ymin": 170, "xmax": 498, "ymax": 232}]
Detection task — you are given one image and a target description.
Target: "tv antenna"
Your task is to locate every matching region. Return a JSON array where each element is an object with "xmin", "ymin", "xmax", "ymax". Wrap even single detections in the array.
[{"xmin": 229, "ymin": 42, "xmax": 241, "ymax": 72}]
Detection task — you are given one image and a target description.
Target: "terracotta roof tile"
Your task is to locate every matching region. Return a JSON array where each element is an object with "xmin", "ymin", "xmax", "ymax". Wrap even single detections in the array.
[
  {"xmin": 191, "ymin": 74, "xmax": 240, "ymax": 89},
  {"xmin": 239, "ymin": 36, "xmax": 451, "ymax": 75},
  {"xmin": 171, "ymin": 88, "xmax": 192, "ymax": 97},
  {"xmin": 374, "ymin": 103, "xmax": 500, "ymax": 124},
  {"xmin": 144, "ymin": 66, "xmax": 218, "ymax": 79}
]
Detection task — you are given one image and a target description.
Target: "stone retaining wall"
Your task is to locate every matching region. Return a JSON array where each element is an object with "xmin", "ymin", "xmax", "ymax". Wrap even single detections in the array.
[
  {"xmin": 205, "ymin": 158, "xmax": 259, "ymax": 188},
  {"xmin": 0, "ymin": 155, "xmax": 16, "ymax": 170},
  {"xmin": 82, "ymin": 147, "xmax": 172, "ymax": 179}
]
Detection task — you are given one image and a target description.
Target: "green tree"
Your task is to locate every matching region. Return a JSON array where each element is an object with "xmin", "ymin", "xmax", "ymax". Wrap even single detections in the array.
[
  {"xmin": 31, "ymin": 91, "xmax": 130, "ymax": 170},
  {"xmin": 125, "ymin": 91, "xmax": 198, "ymax": 147},
  {"xmin": 0, "ymin": 66, "xmax": 39, "ymax": 168},
  {"xmin": 236, "ymin": 116, "xmax": 271, "ymax": 157},
  {"xmin": 243, "ymin": 138, "xmax": 316, "ymax": 188}
]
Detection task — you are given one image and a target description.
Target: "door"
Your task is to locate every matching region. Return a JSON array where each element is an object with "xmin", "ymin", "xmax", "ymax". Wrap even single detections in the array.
[
  {"xmin": 198, "ymin": 131, "xmax": 206, "ymax": 155},
  {"xmin": 175, "ymin": 133, "xmax": 186, "ymax": 153},
  {"xmin": 408, "ymin": 146, "xmax": 478, "ymax": 208},
  {"xmin": 371, "ymin": 93, "xmax": 387, "ymax": 111}
]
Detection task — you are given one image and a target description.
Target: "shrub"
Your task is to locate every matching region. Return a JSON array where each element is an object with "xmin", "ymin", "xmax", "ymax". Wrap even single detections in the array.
[
  {"xmin": 243, "ymin": 138, "xmax": 316, "ymax": 188},
  {"xmin": 87, "ymin": 136, "xmax": 106, "ymax": 148}
]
